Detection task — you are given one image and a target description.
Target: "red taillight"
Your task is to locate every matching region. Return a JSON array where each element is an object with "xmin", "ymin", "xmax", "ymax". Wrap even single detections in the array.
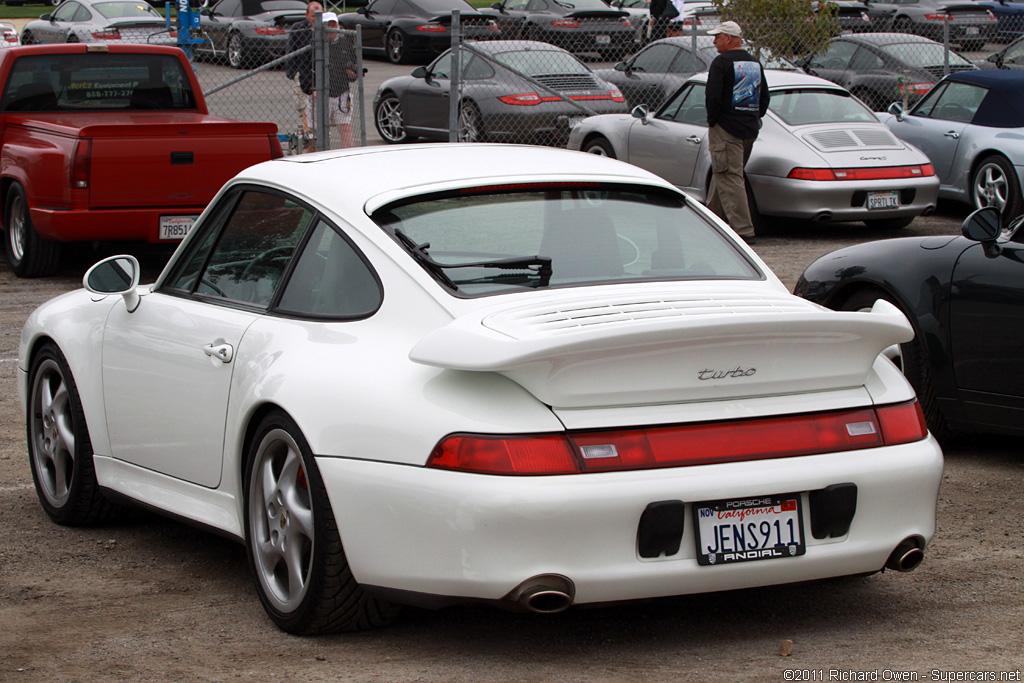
[
  {"xmin": 426, "ymin": 402, "xmax": 928, "ymax": 475},
  {"xmin": 91, "ymin": 29, "xmax": 121, "ymax": 39},
  {"xmin": 551, "ymin": 19, "xmax": 581, "ymax": 28},
  {"xmin": 876, "ymin": 401, "xmax": 928, "ymax": 445},
  {"xmin": 788, "ymin": 164, "xmax": 935, "ymax": 181},
  {"xmin": 416, "ymin": 23, "xmax": 447, "ymax": 32},
  {"xmin": 4, "ymin": 34, "xmax": 19, "ymax": 43},
  {"xmin": 488, "ymin": 20, "xmax": 500, "ymax": 31},
  {"xmin": 71, "ymin": 139, "xmax": 91, "ymax": 190},
  {"xmin": 608, "ymin": 85, "xmax": 625, "ymax": 103},
  {"xmin": 269, "ymin": 134, "xmax": 284, "ymax": 159},
  {"xmin": 254, "ymin": 26, "xmax": 285, "ymax": 35},
  {"xmin": 427, "ymin": 434, "xmax": 578, "ymax": 475},
  {"xmin": 923, "ymin": 12, "xmax": 950, "ymax": 20},
  {"xmin": 499, "ymin": 92, "xmax": 543, "ymax": 105}
]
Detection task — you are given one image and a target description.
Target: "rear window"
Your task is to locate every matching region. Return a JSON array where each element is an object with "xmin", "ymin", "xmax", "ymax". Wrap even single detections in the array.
[
  {"xmin": 0, "ymin": 52, "xmax": 198, "ymax": 112},
  {"xmin": 493, "ymin": 48, "xmax": 590, "ymax": 75},
  {"xmin": 880, "ymin": 42, "xmax": 974, "ymax": 68},
  {"xmin": 770, "ymin": 88, "xmax": 877, "ymax": 125},
  {"xmin": 373, "ymin": 184, "xmax": 762, "ymax": 297}
]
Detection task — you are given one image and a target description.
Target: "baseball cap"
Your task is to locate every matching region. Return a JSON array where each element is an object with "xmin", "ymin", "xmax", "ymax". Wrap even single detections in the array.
[
  {"xmin": 708, "ymin": 20, "xmax": 742, "ymax": 37},
  {"xmin": 321, "ymin": 11, "xmax": 339, "ymax": 23}
]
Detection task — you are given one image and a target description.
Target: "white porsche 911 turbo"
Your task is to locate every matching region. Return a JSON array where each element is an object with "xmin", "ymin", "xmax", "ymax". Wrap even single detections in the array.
[{"xmin": 19, "ymin": 144, "xmax": 943, "ymax": 634}]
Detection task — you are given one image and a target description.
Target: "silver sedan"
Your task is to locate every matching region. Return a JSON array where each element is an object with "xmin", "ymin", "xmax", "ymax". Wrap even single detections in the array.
[{"xmin": 568, "ymin": 70, "xmax": 940, "ymax": 232}]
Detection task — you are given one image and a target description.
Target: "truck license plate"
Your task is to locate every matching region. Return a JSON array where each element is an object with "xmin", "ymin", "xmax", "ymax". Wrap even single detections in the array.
[
  {"xmin": 159, "ymin": 215, "xmax": 198, "ymax": 240},
  {"xmin": 867, "ymin": 190, "xmax": 899, "ymax": 210},
  {"xmin": 695, "ymin": 494, "xmax": 805, "ymax": 566}
]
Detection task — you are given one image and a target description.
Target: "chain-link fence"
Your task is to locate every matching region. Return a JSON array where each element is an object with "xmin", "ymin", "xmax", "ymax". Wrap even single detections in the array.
[
  {"xmin": 192, "ymin": 15, "xmax": 366, "ymax": 154},
  {"xmin": 152, "ymin": 1, "xmax": 1013, "ymax": 149}
]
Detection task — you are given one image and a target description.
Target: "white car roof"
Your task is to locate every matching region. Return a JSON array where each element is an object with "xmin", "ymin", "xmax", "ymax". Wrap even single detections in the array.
[
  {"xmin": 233, "ymin": 143, "xmax": 677, "ymax": 217},
  {"xmin": 690, "ymin": 68, "xmax": 847, "ymax": 92}
]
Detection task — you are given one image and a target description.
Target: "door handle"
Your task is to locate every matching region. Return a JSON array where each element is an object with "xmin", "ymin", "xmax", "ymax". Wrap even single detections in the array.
[
  {"xmin": 687, "ymin": 135, "xmax": 702, "ymax": 144},
  {"xmin": 943, "ymin": 130, "xmax": 960, "ymax": 139},
  {"xmin": 203, "ymin": 343, "xmax": 234, "ymax": 363}
]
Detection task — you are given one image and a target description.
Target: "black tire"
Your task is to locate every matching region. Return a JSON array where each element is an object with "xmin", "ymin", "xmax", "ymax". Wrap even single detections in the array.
[
  {"xmin": 837, "ymin": 289, "xmax": 952, "ymax": 441},
  {"xmin": 457, "ymin": 102, "xmax": 486, "ymax": 142},
  {"xmin": 65, "ymin": 33, "xmax": 78, "ymax": 43},
  {"xmin": 21, "ymin": 30, "xmax": 34, "ymax": 45},
  {"xmin": 893, "ymin": 17, "xmax": 913, "ymax": 34},
  {"xmin": 746, "ymin": 180, "xmax": 772, "ymax": 236},
  {"xmin": 227, "ymin": 33, "xmax": 247, "ymax": 69},
  {"xmin": 244, "ymin": 412, "xmax": 401, "ymax": 634},
  {"xmin": 971, "ymin": 154, "xmax": 1023, "ymax": 223},
  {"xmin": 374, "ymin": 93, "xmax": 416, "ymax": 144},
  {"xmin": 27, "ymin": 343, "xmax": 117, "ymax": 526},
  {"xmin": 581, "ymin": 136, "xmax": 616, "ymax": 158},
  {"xmin": 5, "ymin": 183, "xmax": 60, "ymax": 278},
  {"xmin": 386, "ymin": 29, "xmax": 407, "ymax": 64},
  {"xmin": 863, "ymin": 216, "xmax": 914, "ymax": 230}
]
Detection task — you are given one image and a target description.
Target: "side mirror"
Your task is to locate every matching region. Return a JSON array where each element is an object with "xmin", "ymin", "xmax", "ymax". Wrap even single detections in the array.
[
  {"xmin": 614, "ymin": 60, "xmax": 628, "ymax": 72},
  {"xmin": 631, "ymin": 103, "xmax": 650, "ymax": 122},
  {"xmin": 491, "ymin": 2, "xmax": 505, "ymax": 11},
  {"xmin": 411, "ymin": 65, "xmax": 428, "ymax": 79},
  {"xmin": 357, "ymin": 6, "xmax": 369, "ymax": 14},
  {"xmin": 962, "ymin": 206, "xmax": 1002, "ymax": 257},
  {"xmin": 887, "ymin": 101, "xmax": 904, "ymax": 120},
  {"xmin": 84, "ymin": 255, "xmax": 141, "ymax": 312},
  {"xmin": 41, "ymin": 13, "xmax": 52, "ymax": 21}
]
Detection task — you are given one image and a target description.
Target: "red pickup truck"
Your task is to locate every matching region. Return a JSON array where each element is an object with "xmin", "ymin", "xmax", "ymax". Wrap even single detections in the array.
[{"xmin": 0, "ymin": 43, "xmax": 282, "ymax": 277}]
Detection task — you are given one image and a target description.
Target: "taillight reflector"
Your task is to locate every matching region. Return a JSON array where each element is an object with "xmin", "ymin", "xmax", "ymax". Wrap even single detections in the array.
[
  {"xmin": 551, "ymin": 19, "xmax": 581, "ymax": 28},
  {"xmin": 499, "ymin": 92, "xmax": 542, "ymax": 105},
  {"xmin": 788, "ymin": 164, "xmax": 935, "ymax": 181},
  {"xmin": 254, "ymin": 26, "xmax": 285, "ymax": 35},
  {"xmin": 91, "ymin": 29, "xmax": 121, "ymax": 39},
  {"xmin": 426, "ymin": 402, "xmax": 929, "ymax": 475},
  {"xmin": 416, "ymin": 23, "xmax": 447, "ymax": 32},
  {"xmin": 71, "ymin": 139, "xmax": 91, "ymax": 190},
  {"xmin": 269, "ymin": 134, "xmax": 284, "ymax": 159}
]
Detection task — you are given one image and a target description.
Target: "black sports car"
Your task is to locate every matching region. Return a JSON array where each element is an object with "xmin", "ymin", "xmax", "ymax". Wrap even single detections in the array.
[
  {"xmin": 194, "ymin": 0, "xmax": 307, "ymax": 69},
  {"xmin": 794, "ymin": 206, "xmax": 1024, "ymax": 441},
  {"xmin": 338, "ymin": 0, "xmax": 502, "ymax": 65},
  {"xmin": 482, "ymin": 0, "xmax": 635, "ymax": 61}
]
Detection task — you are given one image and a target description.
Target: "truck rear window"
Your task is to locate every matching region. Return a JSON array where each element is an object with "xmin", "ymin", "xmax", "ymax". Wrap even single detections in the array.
[{"xmin": 0, "ymin": 52, "xmax": 198, "ymax": 112}]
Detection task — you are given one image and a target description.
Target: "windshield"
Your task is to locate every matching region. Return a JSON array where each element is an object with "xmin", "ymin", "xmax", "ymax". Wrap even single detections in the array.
[
  {"xmin": 373, "ymin": 184, "xmax": 761, "ymax": 296},
  {"xmin": 769, "ymin": 88, "xmax": 877, "ymax": 125},
  {"xmin": 881, "ymin": 42, "xmax": 974, "ymax": 68}
]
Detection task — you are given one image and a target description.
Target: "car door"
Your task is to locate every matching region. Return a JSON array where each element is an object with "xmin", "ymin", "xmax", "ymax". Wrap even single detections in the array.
[
  {"xmin": 345, "ymin": 0, "xmax": 399, "ymax": 51},
  {"xmin": 403, "ymin": 51, "xmax": 456, "ymax": 134},
  {"xmin": 36, "ymin": 1, "xmax": 84, "ymax": 43},
  {"xmin": 626, "ymin": 82, "xmax": 707, "ymax": 191},
  {"xmin": 886, "ymin": 79, "xmax": 985, "ymax": 184},
  {"xmin": 948, "ymin": 234, "xmax": 1024, "ymax": 427},
  {"xmin": 100, "ymin": 188, "xmax": 315, "ymax": 487},
  {"xmin": 803, "ymin": 39, "xmax": 858, "ymax": 89},
  {"xmin": 202, "ymin": 0, "xmax": 242, "ymax": 53}
]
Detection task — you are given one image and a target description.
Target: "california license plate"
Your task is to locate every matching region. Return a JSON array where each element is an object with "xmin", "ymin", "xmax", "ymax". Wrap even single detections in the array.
[
  {"xmin": 159, "ymin": 215, "xmax": 198, "ymax": 240},
  {"xmin": 965, "ymin": 26, "xmax": 979, "ymax": 35},
  {"xmin": 695, "ymin": 494, "xmax": 805, "ymax": 566},
  {"xmin": 867, "ymin": 190, "xmax": 899, "ymax": 210},
  {"xmin": 595, "ymin": 34, "xmax": 611, "ymax": 44}
]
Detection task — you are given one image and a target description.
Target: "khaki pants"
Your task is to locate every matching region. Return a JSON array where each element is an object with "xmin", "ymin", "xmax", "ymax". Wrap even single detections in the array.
[{"xmin": 706, "ymin": 124, "xmax": 756, "ymax": 238}]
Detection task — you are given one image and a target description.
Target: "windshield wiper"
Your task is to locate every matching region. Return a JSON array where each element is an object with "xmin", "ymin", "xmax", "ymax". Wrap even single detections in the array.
[{"xmin": 393, "ymin": 229, "xmax": 553, "ymax": 289}]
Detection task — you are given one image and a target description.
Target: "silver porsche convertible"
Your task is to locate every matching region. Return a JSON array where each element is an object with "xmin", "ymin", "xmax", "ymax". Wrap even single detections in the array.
[{"xmin": 568, "ymin": 70, "xmax": 940, "ymax": 232}]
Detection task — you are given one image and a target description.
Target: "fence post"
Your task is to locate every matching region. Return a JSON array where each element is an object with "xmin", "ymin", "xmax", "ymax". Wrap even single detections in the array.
[
  {"xmin": 943, "ymin": 14, "xmax": 950, "ymax": 76},
  {"xmin": 314, "ymin": 12, "xmax": 329, "ymax": 151},
  {"xmin": 448, "ymin": 10, "xmax": 462, "ymax": 143},
  {"xmin": 356, "ymin": 25, "xmax": 366, "ymax": 146}
]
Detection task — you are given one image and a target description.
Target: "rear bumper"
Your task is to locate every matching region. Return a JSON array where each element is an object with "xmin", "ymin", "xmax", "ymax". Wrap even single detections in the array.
[
  {"xmin": 318, "ymin": 437, "xmax": 943, "ymax": 605},
  {"xmin": 30, "ymin": 205, "xmax": 203, "ymax": 243},
  {"xmin": 750, "ymin": 173, "xmax": 939, "ymax": 223}
]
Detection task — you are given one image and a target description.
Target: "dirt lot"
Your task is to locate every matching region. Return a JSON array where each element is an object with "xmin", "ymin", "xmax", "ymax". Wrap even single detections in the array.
[{"xmin": 1, "ymin": 205, "xmax": 1022, "ymax": 683}]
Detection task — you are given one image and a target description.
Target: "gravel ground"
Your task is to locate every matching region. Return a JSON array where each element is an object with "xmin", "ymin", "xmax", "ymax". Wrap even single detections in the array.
[{"xmin": 1, "ymin": 203, "xmax": 1022, "ymax": 682}]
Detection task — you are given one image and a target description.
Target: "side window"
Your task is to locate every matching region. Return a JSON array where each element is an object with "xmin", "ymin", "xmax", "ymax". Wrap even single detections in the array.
[
  {"xmin": 670, "ymin": 49, "xmax": 705, "ymax": 74},
  {"xmin": 429, "ymin": 53, "xmax": 452, "ymax": 79},
  {"xmin": 52, "ymin": 2, "xmax": 80, "ymax": 20},
  {"xmin": 850, "ymin": 47, "xmax": 884, "ymax": 71},
  {"xmin": 463, "ymin": 54, "xmax": 495, "ymax": 80},
  {"xmin": 166, "ymin": 189, "xmax": 313, "ymax": 308},
  {"xmin": 913, "ymin": 80, "xmax": 985, "ymax": 123},
  {"xmin": 807, "ymin": 40, "xmax": 857, "ymax": 71},
  {"xmin": 367, "ymin": 0, "xmax": 397, "ymax": 12},
  {"xmin": 658, "ymin": 83, "xmax": 706, "ymax": 126},
  {"xmin": 631, "ymin": 44, "xmax": 678, "ymax": 74},
  {"xmin": 505, "ymin": 0, "xmax": 529, "ymax": 11},
  {"xmin": 276, "ymin": 220, "xmax": 382, "ymax": 318}
]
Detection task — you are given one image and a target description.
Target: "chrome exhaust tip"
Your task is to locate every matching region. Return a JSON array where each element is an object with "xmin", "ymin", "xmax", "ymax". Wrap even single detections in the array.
[
  {"xmin": 886, "ymin": 540, "xmax": 924, "ymax": 572},
  {"xmin": 507, "ymin": 574, "xmax": 575, "ymax": 614}
]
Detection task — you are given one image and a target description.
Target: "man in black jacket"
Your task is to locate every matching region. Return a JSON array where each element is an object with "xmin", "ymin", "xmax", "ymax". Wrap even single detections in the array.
[
  {"xmin": 704, "ymin": 20, "xmax": 769, "ymax": 244},
  {"xmin": 285, "ymin": 1, "xmax": 323, "ymax": 148}
]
